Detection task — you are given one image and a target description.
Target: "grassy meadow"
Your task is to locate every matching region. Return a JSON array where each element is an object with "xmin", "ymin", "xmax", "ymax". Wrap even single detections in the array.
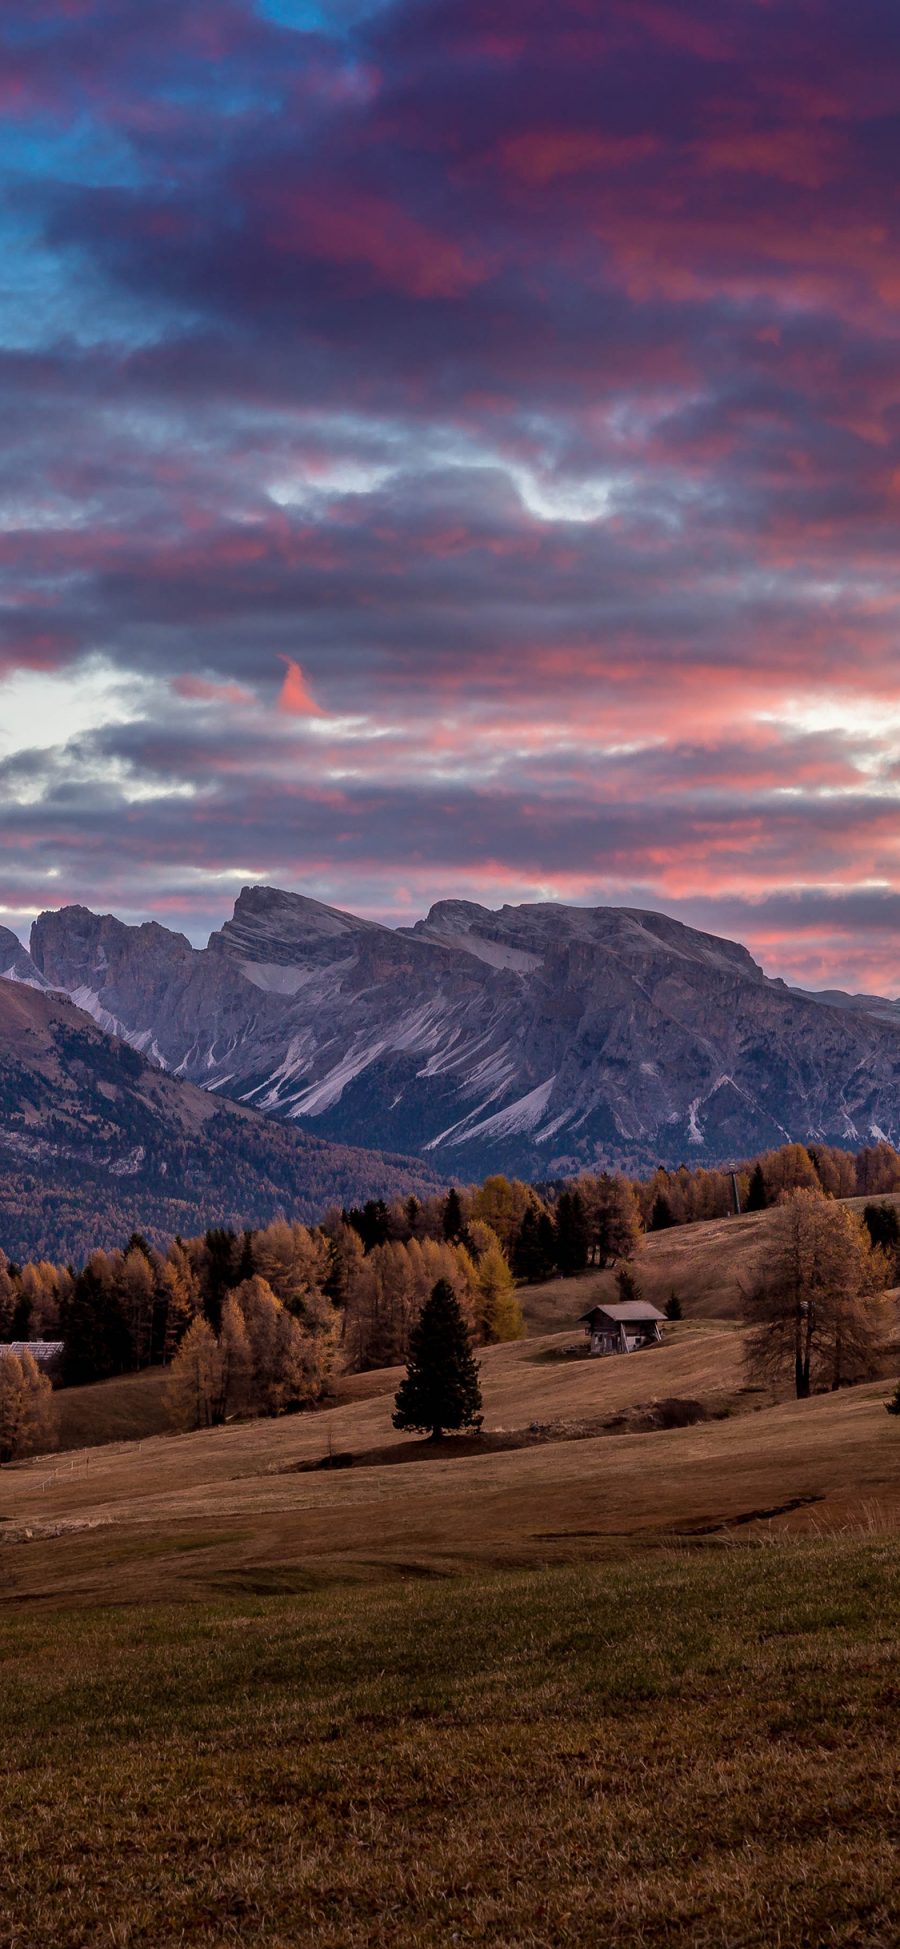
[
  {"xmin": 4, "ymin": 1210, "xmax": 900, "ymax": 1944},
  {"xmin": 1, "ymin": 1541, "xmax": 898, "ymax": 1947}
]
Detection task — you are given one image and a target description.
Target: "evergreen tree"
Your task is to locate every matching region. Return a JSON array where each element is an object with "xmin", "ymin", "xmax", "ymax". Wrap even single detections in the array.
[
  {"xmin": 863, "ymin": 1202, "xmax": 900, "ymax": 1257},
  {"xmin": 10, "ymin": 1288, "xmax": 32, "ymax": 1339},
  {"xmin": 125, "ymin": 1231, "xmax": 153, "ymax": 1263},
  {"xmin": 649, "ymin": 1193, "xmax": 675, "ymax": 1232},
  {"xmin": 344, "ymin": 1199, "xmax": 390, "ymax": 1252},
  {"xmin": 393, "ymin": 1279, "xmax": 482, "ymax": 1441},
  {"xmin": 237, "ymin": 1228, "xmax": 255, "ymax": 1282},
  {"xmin": 442, "ymin": 1187, "xmax": 464, "ymax": 1242},
  {"xmin": 513, "ymin": 1208, "xmax": 557, "ymax": 1284},
  {"xmin": 746, "ymin": 1163, "xmax": 767, "ymax": 1212},
  {"xmin": 664, "ymin": 1291, "xmax": 683, "ymax": 1320},
  {"xmin": 60, "ymin": 1265, "xmax": 131, "ymax": 1385},
  {"xmin": 203, "ymin": 1227, "xmax": 239, "ymax": 1332},
  {"xmin": 555, "ymin": 1190, "xmax": 590, "ymax": 1275},
  {"xmin": 615, "ymin": 1264, "xmax": 642, "ymax": 1305},
  {"xmin": 885, "ymin": 1381, "xmax": 900, "ymax": 1417}
]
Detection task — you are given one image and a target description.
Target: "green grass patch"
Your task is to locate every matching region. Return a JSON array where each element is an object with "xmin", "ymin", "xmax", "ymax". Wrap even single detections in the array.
[{"xmin": 1, "ymin": 1540, "xmax": 898, "ymax": 1946}]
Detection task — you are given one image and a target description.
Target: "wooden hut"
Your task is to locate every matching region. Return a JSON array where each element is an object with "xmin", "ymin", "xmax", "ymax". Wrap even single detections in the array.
[{"xmin": 578, "ymin": 1301, "xmax": 664, "ymax": 1357}]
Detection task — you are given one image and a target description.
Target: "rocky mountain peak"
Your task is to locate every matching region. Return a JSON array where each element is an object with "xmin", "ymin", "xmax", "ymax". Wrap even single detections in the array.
[
  {"xmin": 215, "ymin": 884, "xmax": 385, "ymax": 966},
  {"xmin": 0, "ymin": 925, "xmax": 48, "ymax": 990},
  {"xmin": 14, "ymin": 884, "xmax": 900, "ymax": 1176}
]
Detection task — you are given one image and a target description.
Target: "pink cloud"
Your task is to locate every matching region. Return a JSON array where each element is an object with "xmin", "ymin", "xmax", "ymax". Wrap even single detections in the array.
[
  {"xmin": 172, "ymin": 674, "xmax": 256, "ymax": 707},
  {"xmin": 499, "ymin": 129, "xmax": 658, "ymax": 185},
  {"xmin": 262, "ymin": 188, "xmax": 489, "ymax": 299},
  {"xmin": 277, "ymin": 657, "xmax": 325, "ymax": 718}
]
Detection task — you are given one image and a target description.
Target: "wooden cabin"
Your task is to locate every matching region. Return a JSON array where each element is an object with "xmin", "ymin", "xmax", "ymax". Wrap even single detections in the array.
[{"xmin": 578, "ymin": 1301, "xmax": 664, "ymax": 1357}]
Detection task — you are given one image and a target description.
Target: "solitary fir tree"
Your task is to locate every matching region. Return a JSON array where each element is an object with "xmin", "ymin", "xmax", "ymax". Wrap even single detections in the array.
[
  {"xmin": 393, "ymin": 1279, "xmax": 483, "ymax": 1442},
  {"xmin": 664, "ymin": 1291, "xmax": 683, "ymax": 1320}
]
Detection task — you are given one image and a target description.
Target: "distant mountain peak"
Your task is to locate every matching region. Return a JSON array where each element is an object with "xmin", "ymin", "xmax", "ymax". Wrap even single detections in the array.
[
  {"xmin": 0, "ymin": 925, "xmax": 50, "ymax": 991},
  {"xmin": 18, "ymin": 883, "xmax": 900, "ymax": 1175}
]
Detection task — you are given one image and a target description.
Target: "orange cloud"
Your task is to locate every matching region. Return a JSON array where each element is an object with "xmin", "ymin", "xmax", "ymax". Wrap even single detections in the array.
[{"xmin": 277, "ymin": 657, "xmax": 326, "ymax": 717}]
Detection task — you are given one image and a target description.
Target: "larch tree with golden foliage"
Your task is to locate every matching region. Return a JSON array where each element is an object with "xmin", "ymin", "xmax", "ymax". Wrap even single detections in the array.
[
  {"xmin": 0, "ymin": 1350, "xmax": 56, "ymax": 1464},
  {"xmin": 165, "ymin": 1316, "xmax": 224, "ymax": 1430},
  {"xmin": 742, "ymin": 1189, "xmax": 888, "ymax": 1399},
  {"xmin": 166, "ymin": 1275, "xmax": 339, "ymax": 1429},
  {"xmin": 474, "ymin": 1241, "xmax": 524, "ymax": 1343}
]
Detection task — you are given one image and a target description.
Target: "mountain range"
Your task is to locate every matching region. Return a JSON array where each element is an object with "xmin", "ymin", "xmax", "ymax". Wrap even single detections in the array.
[
  {"xmin": 0, "ymin": 973, "xmax": 441, "ymax": 1263},
  {"xmin": 5, "ymin": 887, "xmax": 900, "ymax": 1186}
]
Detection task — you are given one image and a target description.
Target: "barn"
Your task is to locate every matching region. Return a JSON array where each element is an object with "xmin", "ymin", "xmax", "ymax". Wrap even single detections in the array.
[{"xmin": 578, "ymin": 1302, "xmax": 664, "ymax": 1357}]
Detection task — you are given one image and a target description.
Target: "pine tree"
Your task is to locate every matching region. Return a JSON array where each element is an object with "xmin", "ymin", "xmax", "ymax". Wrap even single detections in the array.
[
  {"xmin": 863, "ymin": 1203, "xmax": 900, "ymax": 1257},
  {"xmin": 746, "ymin": 1163, "xmax": 767, "ymax": 1212},
  {"xmin": 203, "ymin": 1227, "xmax": 239, "ymax": 1332},
  {"xmin": 555, "ymin": 1190, "xmax": 590, "ymax": 1275},
  {"xmin": 60, "ymin": 1264, "xmax": 131, "ymax": 1385},
  {"xmin": 237, "ymin": 1229, "xmax": 255, "ymax": 1282},
  {"xmin": 664, "ymin": 1291, "xmax": 683, "ymax": 1320},
  {"xmin": 649, "ymin": 1193, "xmax": 675, "ymax": 1232},
  {"xmin": 513, "ymin": 1208, "xmax": 557, "ymax": 1283},
  {"xmin": 442, "ymin": 1187, "xmax": 464, "ymax": 1242},
  {"xmin": 393, "ymin": 1279, "xmax": 482, "ymax": 1442},
  {"xmin": 615, "ymin": 1264, "xmax": 642, "ymax": 1305}
]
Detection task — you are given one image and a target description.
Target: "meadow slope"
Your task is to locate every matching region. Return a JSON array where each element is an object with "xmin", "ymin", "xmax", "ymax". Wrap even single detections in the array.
[
  {"xmin": 4, "ymin": 1286, "xmax": 900, "ymax": 1948},
  {"xmin": 4, "ymin": 1320, "xmax": 900, "ymax": 1609},
  {"xmin": 521, "ymin": 1194, "xmax": 900, "ymax": 1329}
]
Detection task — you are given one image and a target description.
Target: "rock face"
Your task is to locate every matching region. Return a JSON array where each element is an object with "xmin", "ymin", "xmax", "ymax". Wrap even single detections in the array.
[
  {"xmin": 0, "ymin": 924, "xmax": 50, "ymax": 991},
  {"xmin": 24, "ymin": 886, "xmax": 900, "ymax": 1177},
  {"xmin": 0, "ymin": 978, "xmax": 443, "ymax": 1262}
]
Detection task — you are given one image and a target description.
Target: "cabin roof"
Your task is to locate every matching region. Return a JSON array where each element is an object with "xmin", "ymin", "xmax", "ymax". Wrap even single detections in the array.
[
  {"xmin": 0, "ymin": 1340, "xmax": 64, "ymax": 1358},
  {"xmin": 578, "ymin": 1302, "xmax": 665, "ymax": 1325}
]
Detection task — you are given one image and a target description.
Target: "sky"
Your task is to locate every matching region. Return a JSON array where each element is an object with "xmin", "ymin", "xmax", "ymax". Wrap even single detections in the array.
[{"xmin": 2, "ymin": 0, "xmax": 900, "ymax": 992}]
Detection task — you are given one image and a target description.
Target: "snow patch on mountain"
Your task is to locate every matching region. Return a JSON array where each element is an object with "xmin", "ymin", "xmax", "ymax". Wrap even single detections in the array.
[
  {"xmin": 430, "ymin": 1076, "xmax": 557, "ymax": 1151},
  {"xmin": 69, "ymin": 985, "xmax": 169, "ymax": 1068}
]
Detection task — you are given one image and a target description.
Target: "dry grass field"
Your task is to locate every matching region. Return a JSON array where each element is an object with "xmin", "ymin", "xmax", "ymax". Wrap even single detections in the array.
[
  {"xmin": 1, "ymin": 1535, "xmax": 899, "ymax": 1946},
  {"xmin": 4, "ymin": 1318, "xmax": 900, "ymax": 1609},
  {"xmin": 4, "ymin": 1206, "xmax": 900, "ymax": 1946},
  {"xmin": 519, "ymin": 1203, "xmax": 798, "ymax": 1330},
  {"xmin": 55, "ymin": 1366, "xmax": 172, "ymax": 1452}
]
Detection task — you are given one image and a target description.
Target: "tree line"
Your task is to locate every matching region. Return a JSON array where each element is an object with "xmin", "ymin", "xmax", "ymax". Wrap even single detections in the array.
[{"xmin": 3, "ymin": 1136, "xmax": 900, "ymax": 1456}]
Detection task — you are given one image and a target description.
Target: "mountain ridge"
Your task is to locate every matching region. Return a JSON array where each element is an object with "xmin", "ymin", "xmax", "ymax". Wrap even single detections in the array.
[
  {"xmin": 10, "ymin": 886, "xmax": 899, "ymax": 1176},
  {"xmin": 0, "ymin": 975, "xmax": 444, "ymax": 1262}
]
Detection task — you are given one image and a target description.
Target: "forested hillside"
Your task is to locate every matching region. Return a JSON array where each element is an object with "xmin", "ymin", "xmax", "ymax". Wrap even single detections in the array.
[{"xmin": 0, "ymin": 980, "xmax": 443, "ymax": 1261}]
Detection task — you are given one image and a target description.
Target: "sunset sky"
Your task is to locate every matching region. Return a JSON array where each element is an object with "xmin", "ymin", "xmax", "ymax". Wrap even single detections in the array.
[{"xmin": 3, "ymin": 0, "xmax": 900, "ymax": 990}]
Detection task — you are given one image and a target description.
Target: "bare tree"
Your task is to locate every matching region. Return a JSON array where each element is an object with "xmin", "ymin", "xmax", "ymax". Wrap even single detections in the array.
[{"xmin": 742, "ymin": 1189, "xmax": 888, "ymax": 1398}]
